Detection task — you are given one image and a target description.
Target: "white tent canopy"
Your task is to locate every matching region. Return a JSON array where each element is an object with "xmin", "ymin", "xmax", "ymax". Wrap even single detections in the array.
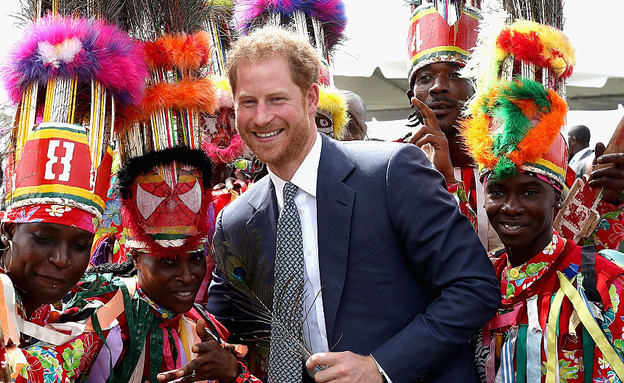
[
  {"xmin": 333, "ymin": 0, "xmax": 624, "ymax": 98},
  {"xmin": 0, "ymin": 0, "xmax": 622, "ymax": 143},
  {"xmin": 330, "ymin": 0, "xmax": 624, "ymax": 144}
]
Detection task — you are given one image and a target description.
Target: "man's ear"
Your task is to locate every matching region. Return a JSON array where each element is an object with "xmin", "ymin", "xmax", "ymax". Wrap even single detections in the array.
[
  {"xmin": 306, "ymin": 83, "xmax": 320, "ymax": 114},
  {"xmin": 406, "ymin": 89, "xmax": 414, "ymax": 103},
  {"xmin": 1, "ymin": 223, "xmax": 16, "ymax": 242}
]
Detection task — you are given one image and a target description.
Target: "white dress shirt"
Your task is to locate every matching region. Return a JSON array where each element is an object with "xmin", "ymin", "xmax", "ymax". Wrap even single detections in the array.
[
  {"xmin": 568, "ymin": 146, "xmax": 594, "ymax": 179},
  {"xmin": 268, "ymin": 133, "xmax": 329, "ymax": 355}
]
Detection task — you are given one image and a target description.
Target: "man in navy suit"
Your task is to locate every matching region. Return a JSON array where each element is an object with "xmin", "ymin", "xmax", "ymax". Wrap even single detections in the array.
[{"xmin": 207, "ymin": 26, "xmax": 500, "ymax": 383}]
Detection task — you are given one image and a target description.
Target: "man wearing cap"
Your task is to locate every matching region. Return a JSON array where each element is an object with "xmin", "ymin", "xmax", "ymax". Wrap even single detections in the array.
[{"xmin": 404, "ymin": 0, "xmax": 624, "ymax": 252}]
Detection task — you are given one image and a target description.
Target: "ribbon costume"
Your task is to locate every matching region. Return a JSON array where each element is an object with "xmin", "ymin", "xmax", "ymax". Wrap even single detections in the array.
[
  {"xmin": 84, "ymin": 1, "xmax": 261, "ymax": 381},
  {"xmin": 460, "ymin": 4, "xmax": 624, "ymax": 381},
  {"xmin": 464, "ymin": 78, "xmax": 624, "ymax": 383},
  {"xmin": 0, "ymin": 2, "xmax": 147, "ymax": 380}
]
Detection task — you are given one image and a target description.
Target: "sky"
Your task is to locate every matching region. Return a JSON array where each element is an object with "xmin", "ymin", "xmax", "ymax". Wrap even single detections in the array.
[{"xmin": 0, "ymin": 0, "xmax": 622, "ymax": 144}]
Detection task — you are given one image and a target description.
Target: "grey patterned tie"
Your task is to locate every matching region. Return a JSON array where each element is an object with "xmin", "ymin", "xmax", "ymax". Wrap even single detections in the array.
[{"xmin": 268, "ymin": 182, "xmax": 304, "ymax": 383}]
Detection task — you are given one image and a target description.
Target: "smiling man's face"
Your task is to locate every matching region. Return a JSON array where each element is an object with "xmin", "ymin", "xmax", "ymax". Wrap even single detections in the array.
[{"xmin": 233, "ymin": 56, "xmax": 318, "ymax": 179}]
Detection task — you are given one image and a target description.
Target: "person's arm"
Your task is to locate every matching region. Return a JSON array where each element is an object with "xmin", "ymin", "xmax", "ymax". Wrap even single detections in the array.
[
  {"xmin": 6, "ymin": 326, "xmax": 105, "ymax": 382},
  {"xmin": 307, "ymin": 144, "xmax": 500, "ymax": 382},
  {"xmin": 373, "ymin": 144, "xmax": 500, "ymax": 380},
  {"xmin": 582, "ymin": 152, "xmax": 624, "ymax": 250}
]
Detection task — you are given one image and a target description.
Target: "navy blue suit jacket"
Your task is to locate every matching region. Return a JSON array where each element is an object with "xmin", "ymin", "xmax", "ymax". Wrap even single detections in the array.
[{"xmin": 207, "ymin": 135, "xmax": 500, "ymax": 382}]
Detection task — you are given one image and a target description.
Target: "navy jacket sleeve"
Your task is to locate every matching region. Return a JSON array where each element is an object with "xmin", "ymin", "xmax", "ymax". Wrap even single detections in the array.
[{"xmin": 369, "ymin": 144, "xmax": 500, "ymax": 380}]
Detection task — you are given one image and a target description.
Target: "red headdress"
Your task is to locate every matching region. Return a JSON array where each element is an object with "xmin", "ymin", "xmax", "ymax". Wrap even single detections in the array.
[
  {"xmin": 2, "ymin": 15, "xmax": 146, "ymax": 233},
  {"xmin": 115, "ymin": 1, "xmax": 217, "ymax": 257},
  {"xmin": 406, "ymin": 0, "xmax": 482, "ymax": 90}
]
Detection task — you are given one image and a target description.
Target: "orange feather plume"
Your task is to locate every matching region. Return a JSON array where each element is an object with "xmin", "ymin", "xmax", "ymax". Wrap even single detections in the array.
[
  {"xmin": 508, "ymin": 89, "xmax": 567, "ymax": 165},
  {"xmin": 143, "ymin": 31, "xmax": 212, "ymax": 70},
  {"xmin": 117, "ymin": 78, "xmax": 217, "ymax": 128}
]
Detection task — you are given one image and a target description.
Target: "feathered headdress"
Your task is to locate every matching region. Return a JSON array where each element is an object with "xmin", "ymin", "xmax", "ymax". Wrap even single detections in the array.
[
  {"xmin": 205, "ymin": 0, "xmax": 237, "ymax": 75},
  {"xmin": 460, "ymin": 78, "xmax": 568, "ymax": 187},
  {"xmin": 317, "ymin": 85, "xmax": 349, "ymax": 140},
  {"xmin": 1, "ymin": 14, "xmax": 146, "ymax": 233},
  {"xmin": 114, "ymin": 0, "xmax": 218, "ymax": 256},
  {"xmin": 496, "ymin": 20, "xmax": 575, "ymax": 79},
  {"xmin": 233, "ymin": 0, "xmax": 347, "ymax": 85},
  {"xmin": 234, "ymin": 0, "xmax": 346, "ymax": 54}
]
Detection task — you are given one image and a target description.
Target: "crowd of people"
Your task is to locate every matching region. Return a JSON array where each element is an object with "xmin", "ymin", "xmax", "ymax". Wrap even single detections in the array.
[{"xmin": 0, "ymin": 0, "xmax": 623, "ymax": 383}]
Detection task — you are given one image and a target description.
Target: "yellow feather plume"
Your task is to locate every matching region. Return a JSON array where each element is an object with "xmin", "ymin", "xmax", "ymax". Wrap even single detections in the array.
[{"xmin": 318, "ymin": 85, "xmax": 349, "ymax": 140}]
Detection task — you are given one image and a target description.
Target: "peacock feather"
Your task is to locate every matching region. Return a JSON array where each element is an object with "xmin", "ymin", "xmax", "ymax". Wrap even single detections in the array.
[{"xmin": 211, "ymin": 229, "xmax": 318, "ymax": 360}]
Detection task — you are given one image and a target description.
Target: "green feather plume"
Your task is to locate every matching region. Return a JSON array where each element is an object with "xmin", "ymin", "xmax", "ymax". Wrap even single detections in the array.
[{"xmin": 488, "ymin": 78, "xmax": 553, "ymax": 179}]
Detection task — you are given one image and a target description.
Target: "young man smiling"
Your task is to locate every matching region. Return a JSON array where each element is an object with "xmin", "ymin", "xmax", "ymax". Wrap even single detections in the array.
[{"xmin": 208, "ymin": 26, "xmax": 500, "ymax": 383}]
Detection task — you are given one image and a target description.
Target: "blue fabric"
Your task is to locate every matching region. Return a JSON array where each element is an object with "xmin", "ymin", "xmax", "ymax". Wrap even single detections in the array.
[{"xmin": 207, "ymin": 135, "xmax": 501, "ymax": 383}]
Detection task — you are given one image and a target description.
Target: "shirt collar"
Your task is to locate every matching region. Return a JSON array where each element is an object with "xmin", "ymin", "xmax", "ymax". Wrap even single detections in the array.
[
  {"xmin": 269, "ymin": 133, "xmax": 322, "ymax": 208},
  {"xmin": 571, "ymin": 146, "xmax": 593, "ymax": 161}
]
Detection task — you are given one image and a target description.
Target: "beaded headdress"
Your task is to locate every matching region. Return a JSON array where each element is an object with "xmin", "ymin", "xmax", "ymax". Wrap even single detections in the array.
[
  {"xmin": 115, "ymin": 0, "xmax": 217, "ymax": 256},
  {"xmin": 2, "ymin": 12, "xmax": 146, "ymax": 234}
]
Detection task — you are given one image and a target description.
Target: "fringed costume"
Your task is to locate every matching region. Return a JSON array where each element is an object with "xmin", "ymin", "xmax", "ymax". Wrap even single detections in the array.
[
  {"xmin": 0, "ymin": 2, "xmax": 146, "ymax": 380},
  {"xmin": 460, "ymin": 3, "xmax": 624, "ymax": 379},
  {"xmin": 86, "ymin": 1, "xmax": 260, "ymax": 381}
]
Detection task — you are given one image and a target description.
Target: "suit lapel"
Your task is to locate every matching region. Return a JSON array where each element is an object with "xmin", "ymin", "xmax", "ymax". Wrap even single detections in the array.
[{"xmin": 316, "ymin": 136, "xmax": 355, "ymax": 342}]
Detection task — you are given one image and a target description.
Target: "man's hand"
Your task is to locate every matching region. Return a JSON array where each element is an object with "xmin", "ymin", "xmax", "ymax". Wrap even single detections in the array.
[
  {"xmin": 157, "ymin": 318, "xmax": 239, "ymax": 383},
  {"xmin": 407, "ymin": 98, "xmax": 455, "ymax": 183},
  {"xmin": 588, "ymin": 143, "xmax": 624, "ymax": 205},
  {"xmin": 306, "ymin": 351, "xmax": 383, "ymax": 383}
]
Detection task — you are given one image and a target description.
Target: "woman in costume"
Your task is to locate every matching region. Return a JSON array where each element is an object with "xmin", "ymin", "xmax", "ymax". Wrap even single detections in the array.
[
  {"xmin": 82, "ymin": 149, "xmax": 259, "ymax": 382},
  {"xmin": 0, "ymin": 11, "xmax": 147, "ymax": 381},
  {"xmin": 80, "ymin": 0, "xmax": 261, "ymax": 379},
  {"xmin": 85, "ymin": 247, "xmax": 260, "ymax": 382},
  {"xmin": 461, "ymin": 77, "xmax": 624, "ymax": 382}
]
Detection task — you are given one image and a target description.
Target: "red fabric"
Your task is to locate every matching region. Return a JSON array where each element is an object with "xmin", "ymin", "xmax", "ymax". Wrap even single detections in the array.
[
  {"xmin": 4, "ymin": 204, "xmax": 95, "ymax": 233},
  {"xmin": 485, "ymin": 236, "xmax": 624, "ymax": 382}
]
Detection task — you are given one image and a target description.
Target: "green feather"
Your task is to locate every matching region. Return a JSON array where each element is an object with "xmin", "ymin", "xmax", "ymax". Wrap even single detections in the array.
[{"xmin": 489, "ymin": 78, "xmax": 553, "ymax": 180}]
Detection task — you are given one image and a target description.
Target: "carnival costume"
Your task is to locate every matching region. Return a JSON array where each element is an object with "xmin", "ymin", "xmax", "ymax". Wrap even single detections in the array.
[
  {"xmin": 461, "ymin": 74, "xmax": 624, "ymax": 381},
  {"xmin": 404, "ymin": 0, "xmax": 485, "ymax": 242},
  {"xmin": 406, "ymin": 0, "xmax": 624, "ymax": 252},
  {"xmin": 0, "ymin": 6, "xmax": 147, "ymax": 380},
  {"xmin": 85, "ymin": 1, "xmax": 260, "ymax": 381}
]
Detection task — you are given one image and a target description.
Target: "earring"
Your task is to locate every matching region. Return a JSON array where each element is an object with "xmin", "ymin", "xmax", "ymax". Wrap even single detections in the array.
[
  {"xmin": 5, "ymin": 239, "xmax": 13, "ymax": 272},
  {"xmin": 556, "ymin": 201, "xmax": 563, "ymax": 209},
  {"xmin": 1, "ymin": 234, "xmax": 7, "ymax": 243}
]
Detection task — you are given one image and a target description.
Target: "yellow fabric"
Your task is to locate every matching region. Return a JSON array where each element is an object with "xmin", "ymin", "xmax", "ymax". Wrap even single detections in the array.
[
  {"xmin": 557, "ymin": 271, "xmax": 624, "ymax": 379},
  {"xmin": 7, "ymin": 184, "xmax": 105, "ymax": 211},
  {"xmin": 545, "ymin": 283, "xmax": 566, "ymax": 383}
]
